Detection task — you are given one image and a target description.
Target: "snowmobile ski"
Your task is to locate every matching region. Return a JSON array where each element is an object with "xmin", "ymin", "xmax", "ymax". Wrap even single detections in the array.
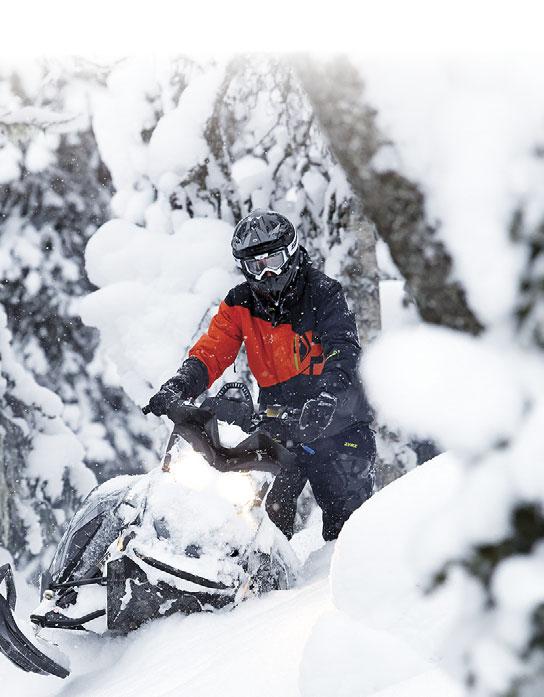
[{"xmin": 0, "ymin": 564, "xmax": 69, "ymax": 678}]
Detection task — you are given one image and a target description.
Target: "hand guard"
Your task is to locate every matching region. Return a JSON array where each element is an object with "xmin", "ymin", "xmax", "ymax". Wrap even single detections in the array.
[
  {"xmin": 298, "ymin": 392, "xmax": 338, "ymax": 442},
  {"xmin": 147, "ymin": 375, "xmax": 190, "ymax": 417}
]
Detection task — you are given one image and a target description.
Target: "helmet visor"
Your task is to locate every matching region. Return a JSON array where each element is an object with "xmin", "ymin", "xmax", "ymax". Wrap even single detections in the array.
[{"xmin": 242, "ymin": 249, "xmax": 289, "ymax": 280}]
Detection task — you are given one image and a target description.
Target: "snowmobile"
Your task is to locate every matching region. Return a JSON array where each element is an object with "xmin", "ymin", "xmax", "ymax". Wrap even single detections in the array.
[{"xmin": 0, "ymin": 383, "xmax": 303, "ymax": 679}]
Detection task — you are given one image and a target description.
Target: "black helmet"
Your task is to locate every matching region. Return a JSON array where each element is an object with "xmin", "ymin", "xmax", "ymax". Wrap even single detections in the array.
[{"xmin": 231, "ymin": 209, "xmax": 300, "ymax": 302}]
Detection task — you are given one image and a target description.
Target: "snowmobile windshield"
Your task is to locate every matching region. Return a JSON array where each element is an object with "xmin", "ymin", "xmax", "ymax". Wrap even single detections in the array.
[{"xmin": 48, "ymin": 475, "xmax": 147, "ymax": 584}]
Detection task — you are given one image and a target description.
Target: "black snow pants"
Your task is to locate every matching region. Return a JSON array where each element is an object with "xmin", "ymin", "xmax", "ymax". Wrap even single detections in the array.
[{"xmin": 265, "ymin": 422, "xmax": 376, "ymax": 542}]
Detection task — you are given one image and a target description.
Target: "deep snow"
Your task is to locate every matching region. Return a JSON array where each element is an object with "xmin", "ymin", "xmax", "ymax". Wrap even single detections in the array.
[{"xmin": 0, "ymin": 456, "xmax": 464, "ymax": 697}]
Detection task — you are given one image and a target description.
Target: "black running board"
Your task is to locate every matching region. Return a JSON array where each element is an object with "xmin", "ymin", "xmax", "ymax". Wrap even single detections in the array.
[{"xmin": 0, "ymin": 564, "xmax": 69, "ymax": 679}]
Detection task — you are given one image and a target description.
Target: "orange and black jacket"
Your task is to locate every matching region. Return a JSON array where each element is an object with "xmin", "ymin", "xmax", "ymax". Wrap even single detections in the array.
[{"xmin": 182, "ymin": 248, "xmax": 373, "ymax": 437}]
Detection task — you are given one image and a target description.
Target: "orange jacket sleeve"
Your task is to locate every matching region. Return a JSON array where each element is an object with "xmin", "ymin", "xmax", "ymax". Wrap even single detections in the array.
[{"xmin": 188, "ymin": 301, "xmax": 243, "ymax": 387}]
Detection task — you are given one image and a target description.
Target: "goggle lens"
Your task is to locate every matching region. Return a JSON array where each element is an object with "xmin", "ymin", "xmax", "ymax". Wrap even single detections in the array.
[{"xmin": 243, "ymin": 250, "xmax": 288, "ymax": 278}]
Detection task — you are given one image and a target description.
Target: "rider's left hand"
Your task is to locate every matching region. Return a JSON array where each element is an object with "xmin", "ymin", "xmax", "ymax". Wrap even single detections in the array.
[{"xmin": 298, "ymin": 392, "xmax": 338, "ymax": 442}]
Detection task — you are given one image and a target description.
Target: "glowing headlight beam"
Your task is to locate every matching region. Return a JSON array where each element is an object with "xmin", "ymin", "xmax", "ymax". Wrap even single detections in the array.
[
  {"xmin": 216, "ymin": 473, "xmax": 256, "ymax": 508},
  {"xmin": 169, "ymin": 449, "xmax": 215, "ymax": 492},
  {"xmin": 166, "ymin": 444, "xmax": 257, "ymax": 509}
]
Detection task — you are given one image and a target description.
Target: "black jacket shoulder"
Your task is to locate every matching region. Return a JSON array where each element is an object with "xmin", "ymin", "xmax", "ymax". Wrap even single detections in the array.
[
  {"xmin": 304, "ymin": 266, "xmax": 345, "ymax": 305},
  {"xmin": 305, "ymin": 265, "xmax": 342, "ymax": 292},
  {"xmin": 225, "ymin": 282, "xmax": 252, "ymax": 308}
]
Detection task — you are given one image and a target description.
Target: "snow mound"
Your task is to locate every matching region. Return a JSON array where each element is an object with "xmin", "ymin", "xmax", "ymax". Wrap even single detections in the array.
[
  {"xmin": 80, "ymin": 216, "xmax": 237, "ymax": 404},
  {"xmin": 300, "ymin": 611, "xmax": 429, "ymax": 697},
  {"xmin": 300, "ymin": 454, "xmax": 466, "ymax": 697},
  {"xmin": 331, "ymin": 454, "xmax": 463, "ymax": 645},
  {"xmin": 362, "ymin": 325, "xmax": 526, "ymax": 453}
]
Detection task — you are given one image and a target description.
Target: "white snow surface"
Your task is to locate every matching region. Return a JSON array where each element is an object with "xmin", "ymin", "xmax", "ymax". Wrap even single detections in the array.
[
  {"xmin": 217, "ymin": 420, "xmax": 248, "ymax": 447},
  {"xmin": 0, "ymin": 456, "xmax": 462, "ymax": 697}
]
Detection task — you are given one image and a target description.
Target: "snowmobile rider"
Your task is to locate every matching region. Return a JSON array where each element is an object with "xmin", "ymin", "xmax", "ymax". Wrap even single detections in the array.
[{"xmin": 147, "ymin": 209, "xmax": 376, "ymax": 541}]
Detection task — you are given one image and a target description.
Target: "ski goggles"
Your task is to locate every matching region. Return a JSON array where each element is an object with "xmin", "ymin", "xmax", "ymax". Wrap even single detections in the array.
[{"xmin": 241, "ymin": 249, "xmax": 291, "ymax": 280}]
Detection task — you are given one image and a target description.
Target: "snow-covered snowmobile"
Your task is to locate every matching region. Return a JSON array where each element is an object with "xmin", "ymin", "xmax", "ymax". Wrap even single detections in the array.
[{"xmin": 0, "ymin": 383, "xmax": 302, "ymax": 679}]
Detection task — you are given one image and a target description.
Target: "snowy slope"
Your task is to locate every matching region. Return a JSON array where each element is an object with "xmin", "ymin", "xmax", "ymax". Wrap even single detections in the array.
[
  {"xmin": 0, "ymin": 457, "xmax": 464, "ymax": 697},
  {"xmin": 0, "ymin": 546, "xmax": 331, "ymax": 697},
  {"xmin": 59, "ymin": 574, "xmax": 328, "ymax": 697}
]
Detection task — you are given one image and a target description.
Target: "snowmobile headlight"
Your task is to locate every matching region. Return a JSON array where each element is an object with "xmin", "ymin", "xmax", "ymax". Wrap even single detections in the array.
[
  {"xmin": 167, "ymin": 445, "xmax": 256, "ymax": 508},
  {"xmin": 169, "ymin": 449, "xmax": 214, "ymax": 491},
  {"xmin": 216, "ymin": 473, "xmax": 256, "ymax": 509}
]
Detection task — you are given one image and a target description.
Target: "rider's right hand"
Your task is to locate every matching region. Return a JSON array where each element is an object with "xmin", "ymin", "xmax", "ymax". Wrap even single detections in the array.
[
  {"xmin": 145, "ymin": 357, "xmax": 209, "ymax": 417},
  {"xmin": 147, "ymin": 376, "xmax": 190, "ymax": 417}
]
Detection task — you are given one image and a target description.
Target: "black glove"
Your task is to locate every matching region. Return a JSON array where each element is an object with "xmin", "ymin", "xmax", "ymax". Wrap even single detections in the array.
[
  {"xmin": 298, "ymin": 392, "xmax": 338, "ymax": 442},
  {"xmin": 259, "ymin": 416, "xmax": 299, "ymax": 445},
  {"xmin": 147, "ymin": 376, "xmax": 190, "ymax": 417},
  {"xmin": 145, "ymin": 357, "xmax": 209, "ymax": 417}
]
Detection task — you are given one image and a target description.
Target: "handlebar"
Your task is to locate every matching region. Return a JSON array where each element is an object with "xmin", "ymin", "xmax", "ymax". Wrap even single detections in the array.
[
  {"xmin": 142, "ymin": 399, "xmax": 301, "ymax": 428},
  {"xmin": 161, "ymin": 399, "xmax": 300, "ymax": 474},
  {"xmin": 142, "ymin": 382, "xmax": 304, "ymax": 474}
]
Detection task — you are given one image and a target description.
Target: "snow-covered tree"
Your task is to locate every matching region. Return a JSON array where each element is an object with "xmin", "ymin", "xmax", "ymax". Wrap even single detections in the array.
[
  {"xmin": 82, "ymin": 55, "xmax": 381, "ymax": 401},
  {"xmin": 80, "ymin": 58, "xmax": 242, "ymax": 411},
  {"xmin": 297, "ymin": 54, "xmax": 544, "ymax": 696},
  {"xmin": 0, "ymin": 61, "xmax": 157, "ymax": 486},
  {"xmin": 0, "ymin": 304, "xmax": 96, "ymax": 573},
  {"xmin": 293, "ymin": 55, "xmax": 483, "ymax": 335},
  {"xmin": 222, "ymin": 57, "xmax": 380, "ymax": 344}
]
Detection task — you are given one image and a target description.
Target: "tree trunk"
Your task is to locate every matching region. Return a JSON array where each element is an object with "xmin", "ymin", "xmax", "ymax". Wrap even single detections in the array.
[
  {"xmin": 0, "ymin": 424, "xmax": 8, "ymax": 551},
  {"xmin": 291, "ymin": 55, "xmax": 484, "ymax": 336},
  {"xmin": 0, "ymin": 415, "xmax": 27, "ymax": 557},
  {"xmin": 202, "ymin": 58, "xmax": 243, "ymax": 222},
  {"xmin": 339, "ymin": 197, "xmax": 381, "ymax": 345}
]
